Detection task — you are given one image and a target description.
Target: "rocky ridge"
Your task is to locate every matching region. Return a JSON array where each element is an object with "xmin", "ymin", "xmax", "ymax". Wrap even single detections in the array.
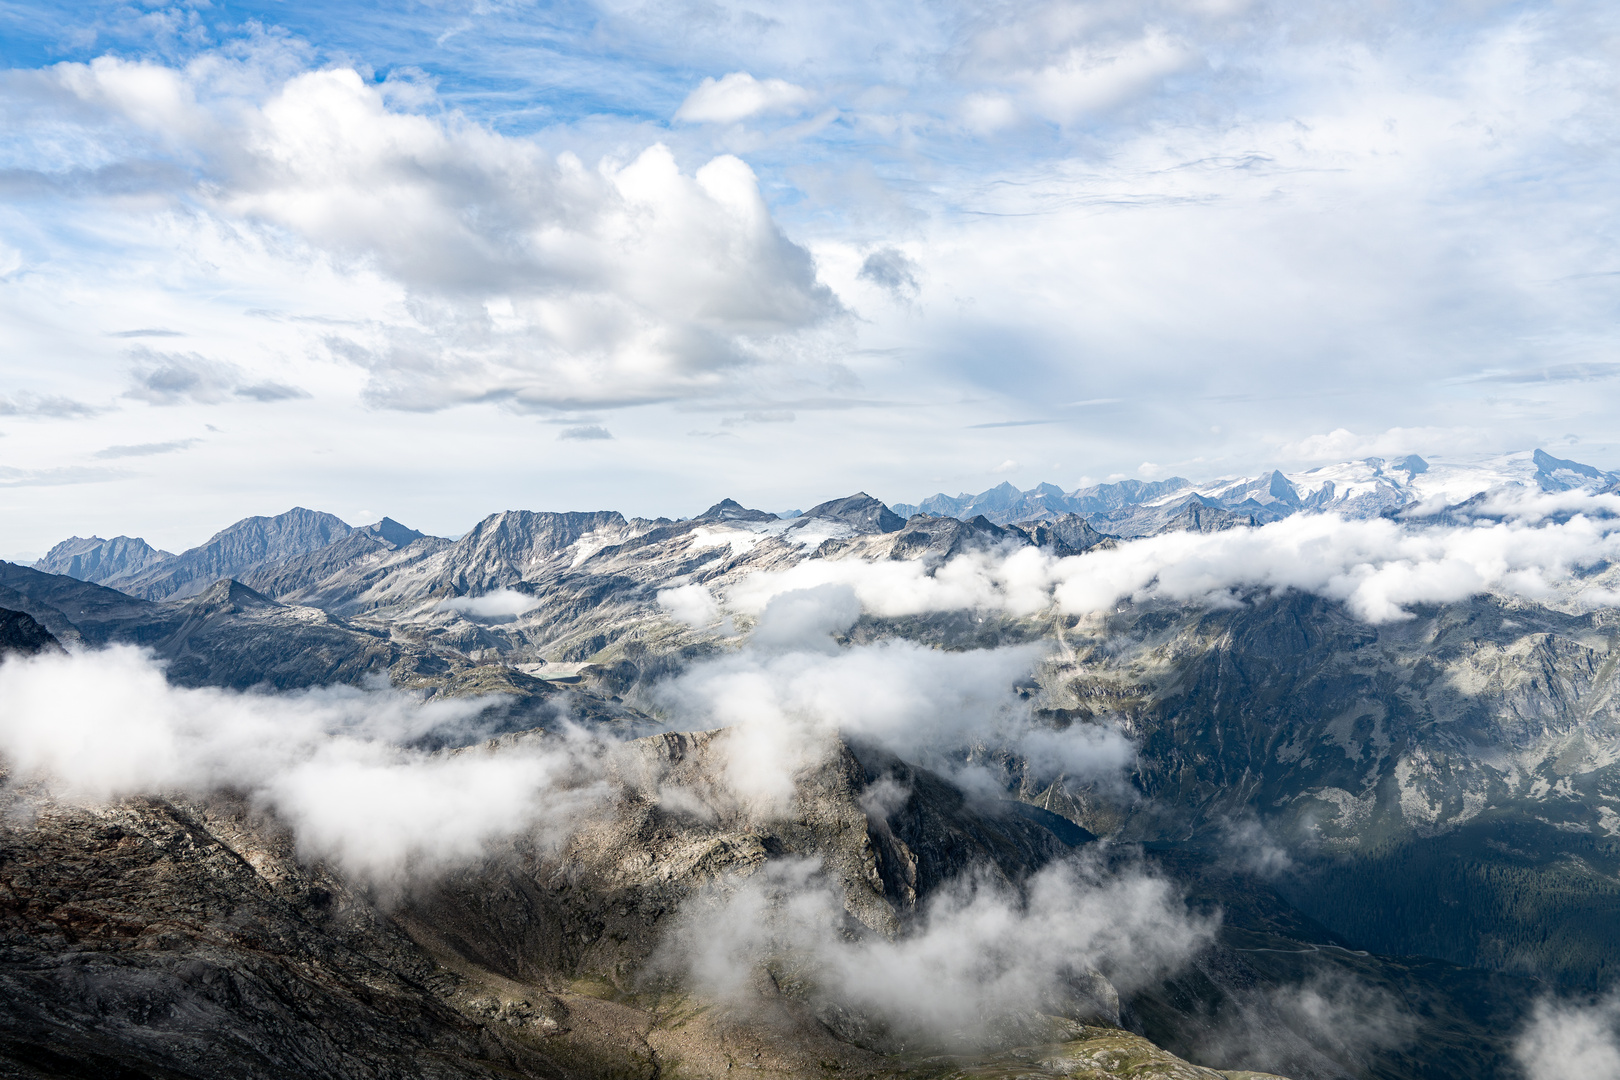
[
  {"xmin": 893, "ymin": 448, "xmax": 1620, "ymax": 534},
  {"xmin": 12, "ymin": 458, "xmax": 1620, "ymax": 1076},
  {"xmin": 0, "ymin": 725, "xmax": 1306, "ymax": 1080}
]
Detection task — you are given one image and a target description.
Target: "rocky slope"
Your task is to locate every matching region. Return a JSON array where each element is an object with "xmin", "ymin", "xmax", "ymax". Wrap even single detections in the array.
[
  {"xmin": 14, "ymin": 470, "xmax": 1620, "ymax": 1076},
  {"xmin": 0, "ymin": 562, "xmax": 551, "ymax": 698},
  {"xmin": 1024, "ymin": 591, "xmax": 1620, "ymax": 990},
  {"xmin": 104, "ymin": 508, "xmax": 357, "ymax": 603},
  {"xmin": 0, "ymin": 608, "xmax": 56, "ymax": 657},
  {"xmin": 32, "ymin": 535, "xmax": 173, "ymax": 590},
  {"xmin": 0, "ymin": 727, "xmax": 1302, "ymax": 1080}
]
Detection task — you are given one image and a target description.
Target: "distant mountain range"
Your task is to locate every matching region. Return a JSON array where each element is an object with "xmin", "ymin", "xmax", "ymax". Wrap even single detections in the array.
[
  {"xmin": 893, "ymin": 448, "xmax": 1620, "ymax": 534},
  {"xmin": 36, "ymin": 507, "xmax": 358, "ymax": 601},
  {"xmin": 7, "ymin": 446, "xmax": 1620, "ymax": 1079},
  {"xmin": 36, "ymin": 449, "xmax": 1617, "ymax": 607}
]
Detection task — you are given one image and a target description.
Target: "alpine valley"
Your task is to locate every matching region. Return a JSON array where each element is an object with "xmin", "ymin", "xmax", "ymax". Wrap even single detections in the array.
[{"xmin": 4, "ymin": 448, "xmax": 1620, "ymax": 1080}]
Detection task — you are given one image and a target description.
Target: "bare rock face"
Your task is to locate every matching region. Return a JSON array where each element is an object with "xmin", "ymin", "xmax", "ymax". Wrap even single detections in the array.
[
  {"xmin": 408, "ymin": 730, "xmax": 1080, "ymax": 994},
  {"xmin": 0, "ymin": 608, "xmax": 57, "ymax": 657},
  {"xmin": 799, "ymin": 494, "xmax": 905, "ymax": 535},
  {"xmin": 0, "ymin": 790, "xmax": 559, "ymax": 1080},
  {"xmin": 0, "ymin": 728, "xmax": 1238, "ymax": 1080},
  {"xmin": 32, "ymin": 536, "xmax": 174, "ymax": 591},
  {"xmin": 118, "ymin": 508, "xmax": 357, "ymax": 603}
]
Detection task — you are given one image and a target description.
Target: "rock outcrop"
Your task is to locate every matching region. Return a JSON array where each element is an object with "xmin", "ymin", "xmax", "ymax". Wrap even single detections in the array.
[
  {"xmin": 0, "ymin": 608, "xmax": 57, "ymax": 656},
  {"xmin": 118, "ymin": 508, "xmax": 356, "ymax": 602},
  {"xmin": 32, "ymin": 535, "xmax": 174, "ymax": 590},
  {"xmin": 0, "ymin": 730, "xmax": 1280, "ymax": 1080}
]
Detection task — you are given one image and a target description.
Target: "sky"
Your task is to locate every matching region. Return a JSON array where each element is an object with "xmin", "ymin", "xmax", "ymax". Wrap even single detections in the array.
[{"xmin": 1, "ymin": 0, "xmax": 1619, "ymax": 554}]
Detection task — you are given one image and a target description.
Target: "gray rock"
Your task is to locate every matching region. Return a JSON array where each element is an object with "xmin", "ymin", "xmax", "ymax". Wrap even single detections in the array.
[
  {"xmin": 32, "ymin": 535, "xmax": 174, "ymax": 589},
  {"xmin": 799, "ymin": 493, "xmax": 904, "ymax": 534},
  {"xmin": 0, "ymin": 607, "xmax": 58, "ymax": 656},
  {"xmin": 119, "ymin": 508, "xmax": 355, "ymax": 602}
]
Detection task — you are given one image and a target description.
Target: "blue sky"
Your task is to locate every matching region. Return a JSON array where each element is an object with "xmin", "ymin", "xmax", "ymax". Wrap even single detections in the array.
[{"xmin": 1, "ymin": 0, "xmax": 1619, "ymax": 553}]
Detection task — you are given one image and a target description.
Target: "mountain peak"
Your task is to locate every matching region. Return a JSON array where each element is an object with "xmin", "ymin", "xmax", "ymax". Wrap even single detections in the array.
[
  {"xmin": 361, "ymin": 517, "xmax": 425, "ymax": 548},
  {"xmin": 33, "ymin": 535, "xmax": 174, "ymax": 588},
  {"xmin": 696, "ymin": 498, "xmax": 777, "ymax": 523},
  {"xmin": 801, "ymin": 492, "xmax": 905, "ymax": 534},
  {"xmin": 182, "ymin": 578, "xmax": 280, "ymax": 615}
]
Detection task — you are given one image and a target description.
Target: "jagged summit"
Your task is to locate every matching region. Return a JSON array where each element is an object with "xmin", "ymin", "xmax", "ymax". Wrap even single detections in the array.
[
  {"xmin": 0, "ymin": 607, "xmax": 59, "ymax": 656},
  {"xmin": 894, "ymin": 448, "xmax": 1619, "ymax": 535},
  {"xmin": 115, "ymin": 507, "xmax": 355, "ymax": 602},
  {"xmin": 695, "ymin": 498, "xmax": 777, "ymax": 523},
  {"xmin": 1010, "ymin": 512, "xmax": 1112, "ymax": 552},
  {"xmin": 181, "ymin": 578, "xmax": 281, "ymax": 615},
  {"xmin": 359, "ymin": 517, "xmax": 425, "ymax": 547},
  {"xmin": 801, "ymin": 492, "xmax": 904, "ymax": 534},
  {"xmin": 34, "ymin": 534, "xmax": 173, "ymax": 588},
  {"xmin": 1533, "ymin": 447, "xmax": 1609, "ymax": 490}
]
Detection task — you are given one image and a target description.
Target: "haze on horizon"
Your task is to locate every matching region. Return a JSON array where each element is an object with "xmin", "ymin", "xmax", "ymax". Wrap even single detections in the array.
[{"xmin": 1, "ymin": 0, "xmax": 1618, "ymax": 554}]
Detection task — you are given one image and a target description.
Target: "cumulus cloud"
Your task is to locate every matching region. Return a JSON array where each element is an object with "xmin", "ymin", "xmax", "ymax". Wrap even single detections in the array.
[
  {"xmin": 558, "ymin": 425, "xmax": 613, "ymax": 441},
  {"xmin": 661, "ymin": 853, "xmax": 1214, "ymax": 1050},
  {"xmin": 1515, "ymin": 992, "xmax": 1620, "ymax": 1080},
  {"xmin": 658, "ymin": 583, "xmax": 722, "ymax": 627},
  {"xmin": 657, "ymin": 583, "xmax": 1133, "ymax": 809},
  {"xmin": 12, "ymin": 55, "xmax": 840, "ymax": 414},
  {"xmin": 674, "ymin": 72, "xmax": 814, "ymax": 124},
  {"xmin": 857, "ymin": 247, "xmax": 920, "ymax": 300},
  {"xmin": 440, "ymin": 588, "xmax": 543, "ymax": 618},
  {"xmin": 0, "ymin": 645, "xmax": 608, "ymax": 882}
]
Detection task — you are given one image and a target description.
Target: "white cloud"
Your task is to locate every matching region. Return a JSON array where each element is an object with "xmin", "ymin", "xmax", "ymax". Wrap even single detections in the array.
[
  {"xmin": 674, "ymin": 72, "xmax": 814, "ymax": 124},
  {"xmin": 718, "ymin": 489, "xmax": 1620, "ymax": 625},
  {"xmin": 658, "ymin": 583, "xmax": 1134, "ymax": 809},
  {"xmin": 14, "ymin": 57, "xmax": 839, "ymax": 414},
  {"xmin": 0, "ymin": 645, "xmax": 610, "ymax": 883},
  {"xmin": 658, "ymin": 583, "xmax": 722, "ymax": 626},
  {"xmin": 1515, "ymin": 993, "xmax": 1620, "ymax": 1080},
  {"xmin": 1020, "ymin": 30, "xmax": 1192, "ymax": 124},
  {"xmin": 123, "ymin": 348, "xmax": 309, "ymax": 406},
  {"xmin": 664, "ymin": 855, "xmax": 1214, "ymax": 1049},
  {"xmin": 1282, "ymin": 427, "xmax": 1499, "ymax": 462},
  {"xmin": 440, "ymin": 588, "xmax": 543, "ymax": 618}
]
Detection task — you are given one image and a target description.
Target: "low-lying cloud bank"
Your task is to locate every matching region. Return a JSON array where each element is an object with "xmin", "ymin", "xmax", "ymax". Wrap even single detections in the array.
[
  {"xmin": 0, "ymin": 645, "xmax": 608, "ymax": 882},
  {"xmin": 656, "ymin": 583, "xmax": 1133, "ymax": 809},
  {"xmin": 1515, "ymin": 991, "xmax": 1620, "ymax": 1080},
  {"xmin": 706, "ymin": 490, "xmax": 1620, "ymax": 624},
  {"xmin": 662, "ymin": 855, "xmax": 1213, "ymax": 1050}
]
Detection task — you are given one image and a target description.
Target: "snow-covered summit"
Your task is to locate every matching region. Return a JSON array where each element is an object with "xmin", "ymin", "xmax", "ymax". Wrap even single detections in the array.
[{"xmin": 892, "ymin": 449, "xmax": 1620, "ymax": 535}]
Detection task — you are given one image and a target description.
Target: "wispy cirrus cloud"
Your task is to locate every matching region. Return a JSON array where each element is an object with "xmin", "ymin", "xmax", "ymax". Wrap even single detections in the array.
[
  {"xmin": 123, "ymin": 350, "xmax": 309, "ymax": 406},
  {"xmin": 0, "ymin": 393, "xmax": 101, "ymax": 419},
  {"xmin": 0, "ymin": 465, "xmax": 125, "ymax": 487},
  {"xmin": 93, "ymin": 438, "xmax": 201, "ymax": 459}
]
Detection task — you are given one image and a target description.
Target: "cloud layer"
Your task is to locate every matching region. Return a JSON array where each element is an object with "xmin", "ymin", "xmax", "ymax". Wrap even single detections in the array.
[
  {"xmin": 4, "ymin": 0, "xmax": 1620, "ymax": 549},
  {"xmin": 657, "ymin": 582, "xmax": 1133, "ymax": 808},
  {"xmin": 0, "ymin": 645, "xmax": 607, "ymax": 882},
  {"xmin": 710, "ymin": 490, "xmax": 1620, "ymax": 625},
  {"xmin": 1515, "ymin": 992, "xmax": 1620, "ymax": 1080},
  {"xmin": 8, "ymin": 53, "xmax": 840, "ymax": 414},
  {"xmin": 664, "ymin": 855, "xmax": 1213, "ymax": 1049}
]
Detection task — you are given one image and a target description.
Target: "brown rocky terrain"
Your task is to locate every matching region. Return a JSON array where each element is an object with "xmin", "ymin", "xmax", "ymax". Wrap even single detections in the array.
[{"xmin": 0, "ymin": 715, "xmax": 1289, "ymax": 1080}]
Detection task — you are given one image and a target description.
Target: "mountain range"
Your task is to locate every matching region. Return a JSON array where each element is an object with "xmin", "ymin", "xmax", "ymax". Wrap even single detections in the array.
[
  {"xmin": 3, "ymin": 447, "xmax": 1620, "ymax": 1080},
  {"xmin": 893, "ymin": 449, "xmax": 1620, "ymax": 534}
]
